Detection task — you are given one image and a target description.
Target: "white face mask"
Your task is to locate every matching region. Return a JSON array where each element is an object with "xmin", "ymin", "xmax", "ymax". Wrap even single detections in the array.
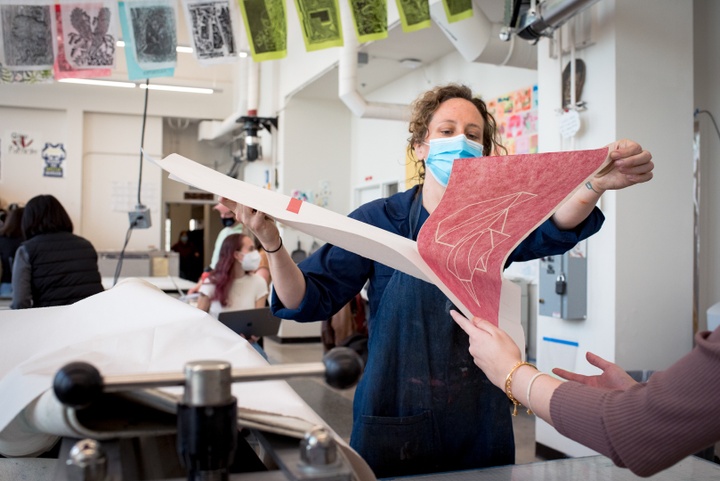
[{"xmin": 241, "ymin": 250, "xmax": 261, "ymax": 271}]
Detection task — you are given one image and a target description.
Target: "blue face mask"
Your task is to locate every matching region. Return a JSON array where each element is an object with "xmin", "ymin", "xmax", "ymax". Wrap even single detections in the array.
[{"xmin": 424, "ymin": 134, "xmax": 483, "ymax": 187}]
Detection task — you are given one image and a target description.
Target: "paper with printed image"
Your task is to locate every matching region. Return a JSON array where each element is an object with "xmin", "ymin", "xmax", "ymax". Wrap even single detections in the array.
[
  {"xmin": 148, "ymin": 149, "xmax": 607, "ymax": 347},
  {"xmin": 417, "ymin": 147, "xmax": 609, "ymax": 328}
]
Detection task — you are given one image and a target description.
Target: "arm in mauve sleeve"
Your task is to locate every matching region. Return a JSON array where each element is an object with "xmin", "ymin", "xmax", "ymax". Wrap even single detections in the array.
[{"xmin": 550, "ymin": 327, "xmax": 720, "ymax": 477}]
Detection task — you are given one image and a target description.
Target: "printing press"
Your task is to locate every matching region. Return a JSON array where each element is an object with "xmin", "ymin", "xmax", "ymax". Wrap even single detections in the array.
[
  {"xmin": 0, "ymin": 279, "xmax": 375, "ymax": 481},
  {"xmin": 2, "ymin": 348, "xmax": 366, "ymax": 481}
]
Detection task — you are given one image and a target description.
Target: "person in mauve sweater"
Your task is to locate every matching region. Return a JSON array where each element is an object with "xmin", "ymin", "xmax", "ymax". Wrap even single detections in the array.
[{"xmin": 452, "ymin": 310, "xmax": 720, "ymax": 478}]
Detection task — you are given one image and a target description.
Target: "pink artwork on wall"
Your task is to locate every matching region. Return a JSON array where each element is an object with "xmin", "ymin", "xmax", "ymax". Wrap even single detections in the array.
[
  {"xmin": 417, "ymin": 147, "xmax": 609, "ymax": 325},
  {"xmin": 488, "ymin": 85, "xmax": 538, "ymax": 155}
]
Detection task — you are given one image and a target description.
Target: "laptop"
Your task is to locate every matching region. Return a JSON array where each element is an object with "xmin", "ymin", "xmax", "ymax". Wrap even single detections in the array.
[{"xmin": 217, "ymin": 307, "xmax": 282, "ymax": 338}]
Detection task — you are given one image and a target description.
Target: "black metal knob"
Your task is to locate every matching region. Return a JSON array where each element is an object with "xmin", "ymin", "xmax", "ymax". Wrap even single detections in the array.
[
  {"xmin": 323, "ymin": 347, "xmax": 363, "ymax": 390},
  {"xmin": 53, "ymin": 361, "xmax": 103, "ymax": 408}
]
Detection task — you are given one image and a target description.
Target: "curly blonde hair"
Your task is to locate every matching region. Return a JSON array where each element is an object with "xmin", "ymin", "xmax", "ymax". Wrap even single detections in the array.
[{"xmin": 406, "ymin": 84, "xmax": 505, "ymax": 184}]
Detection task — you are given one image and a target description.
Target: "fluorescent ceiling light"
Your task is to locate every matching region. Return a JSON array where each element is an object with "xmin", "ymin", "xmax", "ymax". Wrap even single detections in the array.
[
  {"xmin": 139, "ymin": 83, "xmax": 214, "ymax": 94},
  {"xmin": 59, "ymin": 78, "xmax": 214, "ymax": 94},
  {"xmin": 58, "ymin": 78, "xmax": 136, "ymax": 88}
]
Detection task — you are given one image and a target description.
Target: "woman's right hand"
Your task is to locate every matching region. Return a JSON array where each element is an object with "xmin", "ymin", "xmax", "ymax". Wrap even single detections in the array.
[{"xmin": 220, "ymin": 198, "xmax": 282, "ymax": 252}]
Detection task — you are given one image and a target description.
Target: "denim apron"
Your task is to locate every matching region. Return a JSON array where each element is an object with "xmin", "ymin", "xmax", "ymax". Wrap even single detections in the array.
[{"xmin": 349, "ymin": 192, "xmax": 515, "ymax": 478}]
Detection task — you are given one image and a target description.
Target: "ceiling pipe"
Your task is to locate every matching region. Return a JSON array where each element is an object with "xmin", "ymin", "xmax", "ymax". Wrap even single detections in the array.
[
  {"xmin": 247, "ymin": 61, "xmax": 260, "ymax": 115},
  {"xmin": 338, "ymin": 0, "xmax": 410, "ymax": 121}
]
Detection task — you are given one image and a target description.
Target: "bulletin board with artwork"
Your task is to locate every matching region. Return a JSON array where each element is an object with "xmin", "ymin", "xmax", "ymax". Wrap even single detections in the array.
[{"xmin": 487, "ymin": 85, "xmax": 538, "ymax": 155}]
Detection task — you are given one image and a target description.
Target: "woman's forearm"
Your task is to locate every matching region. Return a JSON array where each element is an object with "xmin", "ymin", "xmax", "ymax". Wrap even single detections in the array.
[
  {"xmin": 506, "ymin": 364, "xmax": 562, "ymax": 424},
  {"xmin": 263, "ymin": 238, "xmax": 307, "ymax": 309},
  {"xmin": 551, "ymin": 183, "xmax": 604, "ymax": 230}
]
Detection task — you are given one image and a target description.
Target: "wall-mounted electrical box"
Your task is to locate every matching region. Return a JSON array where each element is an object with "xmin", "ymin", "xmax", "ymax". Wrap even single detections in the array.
[{"xmin": 538, "ymin": 242, "xmax": 587, "ymax": 319}]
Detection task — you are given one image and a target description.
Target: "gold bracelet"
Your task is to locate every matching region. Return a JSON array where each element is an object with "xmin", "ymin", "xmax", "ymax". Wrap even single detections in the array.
[{"xmin": 504, "ymin": 361, "xmax": 536, "ymax": 416}]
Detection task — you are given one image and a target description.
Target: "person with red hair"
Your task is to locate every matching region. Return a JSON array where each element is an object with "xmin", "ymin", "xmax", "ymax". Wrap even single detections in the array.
[
  {"xmin": 197, "ymin": 233, "xmax": 268, "ymax": 316},
  {"xmin": 197, "ymin": 233, "xmax": 268, "ymax": 356}
]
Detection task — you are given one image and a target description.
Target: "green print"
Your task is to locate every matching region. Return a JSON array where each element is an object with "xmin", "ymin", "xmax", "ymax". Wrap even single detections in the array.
[
  {"xmin": 395, "ymin": 0, "xmax": 430, "ymax": 32},
  {"xmin": 0, "ymin": 63, "xmax": 53, "ymax": 84},
  {"xmin": 349, "ymin": 0, "xmax": 387, "ymax": 41},
  {"xmin": 446, "ymin": 0, "xmax": 470, "ymax": 16},
  {"xmin": 295, "ymin": 0, "xmax": 342, "ymax": 51},
  {"xmin": 442, "ymin": 0, "xmax": 472, "ymax": 23},
  {"xmin": 240, "ymin": 0, "xmax": 287, "ymax": 60}
]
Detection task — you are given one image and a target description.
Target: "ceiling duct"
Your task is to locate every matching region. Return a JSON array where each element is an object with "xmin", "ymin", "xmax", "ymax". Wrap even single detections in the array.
[
  {"xmin": 429, "ymin": 1, "xmax": 537, "ymax": 68},
  {"xmin": 337, "ymin": 0, "xmax": 539, "ymax": 120}
]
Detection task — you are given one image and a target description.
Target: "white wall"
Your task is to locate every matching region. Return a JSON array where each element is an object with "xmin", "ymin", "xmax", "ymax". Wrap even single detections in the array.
[
  {"xmin": 82, "ymin": 113, "xmax": 164, "ymax": 251},
  {"xmin": 695, "ymin": 0, "xmax": 720, "ymax": 331},
  {"xmin": 534, "ymin": 0, "xmax": 695, "ymax": 457},
  {"xmin": 0, "ymin": 108, "xmax": 78, "ymax": 222},
  {"xmin": 278, "ymin": 96, "xmax": 352, "ymax": 250}
]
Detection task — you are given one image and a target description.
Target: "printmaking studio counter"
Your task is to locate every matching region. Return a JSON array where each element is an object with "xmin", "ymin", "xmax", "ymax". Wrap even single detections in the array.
[{"xmin": 2, "ymin": 451, "xmax": 719, "ymax": 480}]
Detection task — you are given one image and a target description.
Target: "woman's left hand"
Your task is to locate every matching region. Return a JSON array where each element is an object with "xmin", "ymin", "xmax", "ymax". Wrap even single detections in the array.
[
  {"xmin": 592, "ymin": 139, "xmax": 654, "ymax": 192},
  {"xmin": 553, "ymin": 351, "xmax": 637, "ymax": 390}
]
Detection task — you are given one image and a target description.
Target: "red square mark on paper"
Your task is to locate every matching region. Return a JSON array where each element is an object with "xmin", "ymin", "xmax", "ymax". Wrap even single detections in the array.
[{"xmin": 287, "ymin": 198, "xmax": 302, "ymax": 214}]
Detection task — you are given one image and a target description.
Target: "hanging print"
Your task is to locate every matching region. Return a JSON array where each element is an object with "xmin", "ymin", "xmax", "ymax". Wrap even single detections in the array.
[
  {"xmin": 348, "ymin": 0, "xmax": 387, "ymax": 43},
  {"xmin": 0, "ymin": 2, "xmax": 56, "ymax": 70},
  {"xmin": 294, "ymin": 0, "xmax": 343, "ymax": 52},
  {"xmin": 395, "ymin": 0, "xmax": 430, "ymax": 32},
  {"xmin": 60, "ymin": 0, "xmax": 118, "ymax": 69},
  {"xmin": 238, "ymin": 0, "xmax": 286, "ymax": 61},
  {"xmin": 0, "ymin": 61, "xmax": 52, "ymax": 83},
  {"xmin": 181, "ymin": 0, "xmax": 240, "ymax": 64},
  {"xmin": 118, "ymin": 0, "xmax": 176, "ymax": 79},
  {"xmin": 54, "ymin": 4, "xmax": 112, "ymax": 79},
  {"xmin": 441, "ymin": 0, "xmax": 472, "ymax": 23}
]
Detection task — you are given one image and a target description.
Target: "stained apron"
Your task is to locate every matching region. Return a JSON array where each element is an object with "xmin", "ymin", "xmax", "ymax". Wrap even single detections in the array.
[{"xmin": 349, "ymin": 192, "xmax": 515, "ymax": 478}]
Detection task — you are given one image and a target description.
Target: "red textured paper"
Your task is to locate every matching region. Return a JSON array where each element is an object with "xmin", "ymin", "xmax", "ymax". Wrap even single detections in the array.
[{"xmin": 417, "ymin": 147, "xmax": 608, "ymax": 325}]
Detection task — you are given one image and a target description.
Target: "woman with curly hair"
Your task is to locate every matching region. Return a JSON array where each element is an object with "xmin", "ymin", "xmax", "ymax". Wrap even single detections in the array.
[{"xmin": 224, "ymin": 83, "xmax": 654, "ymax": 477}]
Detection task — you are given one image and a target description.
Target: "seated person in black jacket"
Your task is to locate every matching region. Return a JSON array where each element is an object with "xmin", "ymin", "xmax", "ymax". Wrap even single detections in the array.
[{"xmin": 11, "ymin": 194, "xmax": 103, "ymax": 309}]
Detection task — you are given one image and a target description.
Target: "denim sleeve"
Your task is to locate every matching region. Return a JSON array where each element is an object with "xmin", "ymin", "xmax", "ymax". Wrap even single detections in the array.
[
  {"xmin": 271, "ymin": 243, "xmax": 374, "ymax": 322},
  {"xmin": 10, "ymin": 246, "xmax": 32, "ymax": 309},
  {"xmin": 506, "ymin": 207, "xmax": 605, "ymax": 265}
]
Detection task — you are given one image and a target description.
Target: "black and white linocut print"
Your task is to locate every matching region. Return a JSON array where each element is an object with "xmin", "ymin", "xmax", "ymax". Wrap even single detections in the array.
[
  {"xmin": 61, "ymin": 1, "xmax": 118, "ymax": 68},
  {"xmin": 129, "ymin": 1, "xmax": 177, "ymax": 68},
  {"xmin": 185, "ymin": 0, "xmax": 237, "ymax": 64},
  {"xmin": 0, "ymin": 4, "xmax": 55, "ymax": 70}
]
